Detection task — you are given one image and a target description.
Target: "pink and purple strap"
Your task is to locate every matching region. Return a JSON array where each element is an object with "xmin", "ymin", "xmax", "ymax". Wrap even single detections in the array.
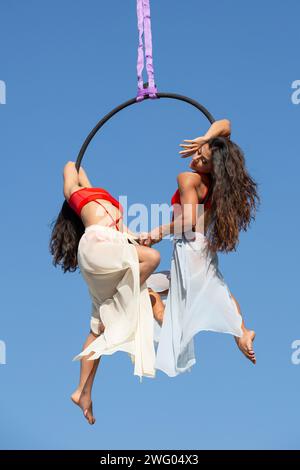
[{"xmin": 136, "ymin": 0, "xmax": 158, "ymax": 101}]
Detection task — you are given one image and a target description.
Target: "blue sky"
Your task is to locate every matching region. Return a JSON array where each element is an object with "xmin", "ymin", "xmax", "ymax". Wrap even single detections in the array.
[{"xmin": 0, "ymin": 0, "xmax": 299, "ymax": 450}]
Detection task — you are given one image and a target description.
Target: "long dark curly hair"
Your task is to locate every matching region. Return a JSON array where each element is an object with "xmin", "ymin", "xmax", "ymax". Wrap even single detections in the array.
[
  {"xmin": 204, "ymin": 136, "xmax": 260, "ymax": 253},
  {"xmin": 49, "ymin": 200, "xmax": 85, "ymax": 273}
]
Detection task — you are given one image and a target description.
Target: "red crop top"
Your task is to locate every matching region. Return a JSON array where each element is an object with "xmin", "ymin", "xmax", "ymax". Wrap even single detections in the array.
[
  {"xmin": 68, "ymin": 187, "xmax": 123, "ymax": 230},
  {"xmin": 171, "ymin": 174, "xmax": 213, "ymax": 211}
]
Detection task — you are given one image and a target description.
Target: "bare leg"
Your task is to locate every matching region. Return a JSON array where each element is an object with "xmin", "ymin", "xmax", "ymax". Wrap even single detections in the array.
[
  {"xmin": 148, "ymin": 282, "xmax": 256, "ymax": 364},
  {"xmin": 230, "ymin": 292, "xmax": 256, "ymax": 364},
  {"xmin": 148, "ymin": 288, "xmax": 165, "ymax": 325},
  {"xmin": 71, "ymin": 329, "xmax": 103, "ymax": 425},
  {"xmin": 71, "ymin": 245, "xmax": 160, "ymax": 423},
  {"xmin": 135, "ymin": 244, "xmax": 161, "ymax": 286}
]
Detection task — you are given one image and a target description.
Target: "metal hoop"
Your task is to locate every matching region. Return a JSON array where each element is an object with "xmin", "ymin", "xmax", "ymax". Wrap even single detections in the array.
[{"xmin": 75, "ymin": 92, "xmax": 215, "ymax": 170}]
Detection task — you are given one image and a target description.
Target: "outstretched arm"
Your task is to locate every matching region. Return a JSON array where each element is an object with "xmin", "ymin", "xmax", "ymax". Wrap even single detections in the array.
[
  {"xmin": 140, "ymin": 172, "xmax": 200, "ymax": 245},
  {"xmin": 159, "ymin": 172, "xmax": 199, "ymax": 238}
]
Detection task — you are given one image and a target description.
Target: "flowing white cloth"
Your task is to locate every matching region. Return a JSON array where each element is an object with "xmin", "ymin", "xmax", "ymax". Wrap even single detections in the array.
[
  {"xmin": 146, "ymin": 230, "xmax": 243, "ymax": 377},
  {"xmin": 72, "ymin": 224, "xmax": 156, "ymax": 382}
]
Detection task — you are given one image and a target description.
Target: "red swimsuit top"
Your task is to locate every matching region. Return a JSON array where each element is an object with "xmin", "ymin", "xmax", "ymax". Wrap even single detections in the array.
[
  {"xmin": 68, "ymin": 187, "xmax": 123, "ymax": 231},
  {"xmin": 171, "ymin": 173, "xmax": 213, "ymax": 211}
]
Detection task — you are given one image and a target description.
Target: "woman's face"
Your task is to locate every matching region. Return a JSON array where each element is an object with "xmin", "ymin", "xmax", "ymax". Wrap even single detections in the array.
[{"xmin": 189, "ymin": 143, "xmax": 213, "ymax": 174}]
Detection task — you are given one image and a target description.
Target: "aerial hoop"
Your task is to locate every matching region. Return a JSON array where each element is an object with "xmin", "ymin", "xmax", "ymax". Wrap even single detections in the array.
[
  {"xmin": 75, "ymin": 0, "xmax": 216, "ymax": 170},
  {"xmin": 75, "ymin": 93, "xmax": 215, "ymax": 170}
]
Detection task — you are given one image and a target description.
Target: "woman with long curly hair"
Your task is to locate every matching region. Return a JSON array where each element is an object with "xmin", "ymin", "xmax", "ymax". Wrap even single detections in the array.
[
  {"xmin": 50, "ymin": 162, "xmax": 163, "ymax": 424},
  {"xmin": 141, "ymin": 119, "xmax": 260, "ymax": 377}
]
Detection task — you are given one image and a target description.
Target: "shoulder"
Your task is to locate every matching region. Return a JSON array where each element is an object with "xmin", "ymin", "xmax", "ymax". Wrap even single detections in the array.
[{"xmin": 177, "ymin": 171, "xmax": 203, "ymax": 189}]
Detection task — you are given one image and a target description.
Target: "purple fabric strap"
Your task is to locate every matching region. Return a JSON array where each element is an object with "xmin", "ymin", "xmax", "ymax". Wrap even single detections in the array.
[{"xmin": 136, "ymin": 0, "xmax": 158, "ymax": 101}]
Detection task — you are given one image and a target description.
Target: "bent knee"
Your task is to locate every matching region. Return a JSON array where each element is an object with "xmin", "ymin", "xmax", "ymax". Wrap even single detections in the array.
[{"xmin": 148, "ymin": 248, "xmax": 160, "ymax": 267}]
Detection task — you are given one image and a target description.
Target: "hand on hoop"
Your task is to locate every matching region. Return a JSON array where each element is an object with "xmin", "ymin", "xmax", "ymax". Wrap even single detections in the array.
[{"xmin": 179, "ymin": 136, "xmax": 208, "ymax": 158}]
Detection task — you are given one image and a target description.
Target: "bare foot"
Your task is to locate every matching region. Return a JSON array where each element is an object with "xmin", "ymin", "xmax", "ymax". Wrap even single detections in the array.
[
  {"xmin": 235, "ymin": 330, "xmax": 256, "ymax": 364},
  {"xmin": 71, "ymin": 389, "xmax": 96, "ymax": 425},
  {"xmin": 148, "ymin": 288, "xmax": 165, "ymax": 325}
]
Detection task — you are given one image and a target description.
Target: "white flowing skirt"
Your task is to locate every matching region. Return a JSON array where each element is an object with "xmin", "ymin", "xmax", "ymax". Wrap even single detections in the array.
[
  {"xmin": 72, "ymin": 224, "xmax": 156, "ymax": 382},
  {"xmin": 146, "ymin": 230, "xmax": 243, "ymax": 377}
]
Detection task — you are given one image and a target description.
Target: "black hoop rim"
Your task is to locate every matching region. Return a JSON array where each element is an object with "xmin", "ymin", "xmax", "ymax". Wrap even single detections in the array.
[{"xmin": 75, "ymin": 92, "xmax": 216, "ymax": 171}]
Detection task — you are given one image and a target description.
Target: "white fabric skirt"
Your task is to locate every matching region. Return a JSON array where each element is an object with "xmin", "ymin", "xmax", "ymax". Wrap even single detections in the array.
[
  {"xmin": 72, "ymin": 224, "xmax": 156, "ymax": 382},
  {"xmin": 146, "ymin": 230, "xmax": 243, "ymax": 377}
]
